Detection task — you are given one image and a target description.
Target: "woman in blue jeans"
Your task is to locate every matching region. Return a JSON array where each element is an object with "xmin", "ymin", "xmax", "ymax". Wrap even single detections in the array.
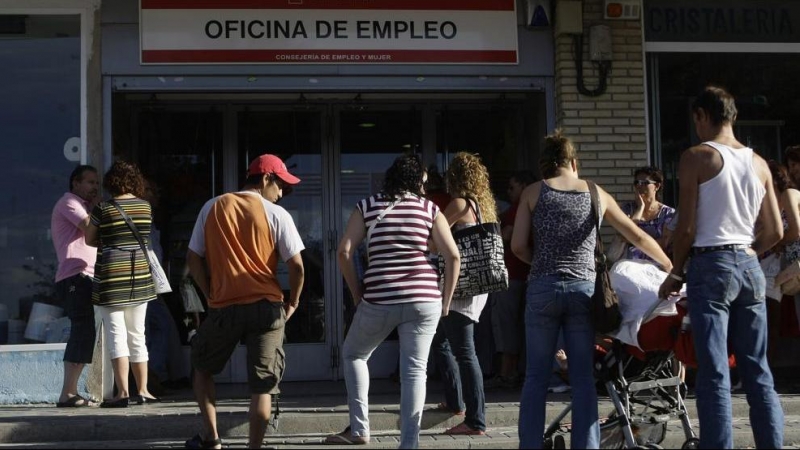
[
  {"xmin": 430, "ymin": 152, "xmax": 498, "ymax": 435},
  {"xmin": 510, "ymin": 132, "xmax": 672, "ymax": 449},
  {"xmin": 327, "ymin": 154, "xmax": 461, "ymax": 449}
]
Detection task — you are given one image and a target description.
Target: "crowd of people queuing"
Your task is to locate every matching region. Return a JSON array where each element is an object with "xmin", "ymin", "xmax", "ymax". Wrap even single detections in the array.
[{"xmin": 47, "ymin": 85, "xmax": 792, "ymax": 449}]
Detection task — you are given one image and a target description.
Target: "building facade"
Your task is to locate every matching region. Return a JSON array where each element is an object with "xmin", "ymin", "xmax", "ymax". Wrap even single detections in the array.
[{"xmin": 2, "ymin": 0, "xmax": 797, "ymax": 402}]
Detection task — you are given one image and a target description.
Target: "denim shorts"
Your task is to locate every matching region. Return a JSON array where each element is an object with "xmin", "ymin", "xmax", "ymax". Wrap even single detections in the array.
[
  {"xmin": 57, "ymin": 273, "xmax": 96, "ymax": 364},
  {"xmin": 191, "ymin": 300, "xmax": 286, "ymax": 394}
]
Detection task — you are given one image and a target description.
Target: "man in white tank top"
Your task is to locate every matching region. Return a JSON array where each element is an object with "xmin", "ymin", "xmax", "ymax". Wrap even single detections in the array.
[{"xmin": 658, "ymin": 86, "xmax": 784, "ymax": 449}]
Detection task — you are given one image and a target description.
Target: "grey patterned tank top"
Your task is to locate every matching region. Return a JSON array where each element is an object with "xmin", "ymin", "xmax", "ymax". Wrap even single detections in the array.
[{"xmin": 529, "ymin": 182, "xmax": 597, "ymax": 281}]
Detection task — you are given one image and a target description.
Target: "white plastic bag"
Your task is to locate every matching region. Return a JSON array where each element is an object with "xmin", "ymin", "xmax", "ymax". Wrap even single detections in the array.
[{"xmin": 180, "ymin": 278, "xmax": 205, "ymax": 313}]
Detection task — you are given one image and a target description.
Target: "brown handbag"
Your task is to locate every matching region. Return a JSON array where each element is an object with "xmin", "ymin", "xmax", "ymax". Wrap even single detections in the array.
[{"xmin": 587, "ymin": 182, "xmax": 623, "ymax": 334}]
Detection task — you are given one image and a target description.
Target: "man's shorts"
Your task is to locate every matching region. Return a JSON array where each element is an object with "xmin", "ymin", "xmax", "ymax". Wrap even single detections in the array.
[
  {"xmin": 57, "ymin": 273, "xmax": 96, "ymax": 364},
  {"xmin": 191, "ymin": 300, "xmax": 286, "ymax": 394}
]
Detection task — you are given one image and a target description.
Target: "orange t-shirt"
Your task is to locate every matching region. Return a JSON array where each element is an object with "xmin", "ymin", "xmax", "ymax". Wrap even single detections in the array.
[{"xmin": 203, "ymin": 193, "xmax": 284, "ymax": 308}]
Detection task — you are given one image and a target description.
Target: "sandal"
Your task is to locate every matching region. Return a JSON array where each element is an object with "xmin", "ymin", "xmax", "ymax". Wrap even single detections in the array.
[
  {"xmin": 434, "ymin": 402, "xmax": 465, "ymax": 416},
  {"xmin": 185, "ymin": 434, "xmax": 222, "ymax": 449},
  {"xmin": 444, "ymin": 422, "xmax": 485, "ymax": 436},
  {"xmin": 323, "ymin": 426, "xmax": 370, "ymax": 445},
  {"xmin": 56, "ymin": 395, "xmax": 90, "ymax": 408}
]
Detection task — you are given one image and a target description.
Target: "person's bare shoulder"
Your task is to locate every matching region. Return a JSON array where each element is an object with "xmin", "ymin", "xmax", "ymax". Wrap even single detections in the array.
[
  {"xmin": 681, "ymin": 143, "xmax": 722, "ymax": 182},
  {"xmin": 750, "ymin": 151, "xmax": 771, "ymax": 183}
]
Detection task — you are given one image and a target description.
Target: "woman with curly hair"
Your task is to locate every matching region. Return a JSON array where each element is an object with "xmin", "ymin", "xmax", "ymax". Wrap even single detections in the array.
[
  {"xmin": 327, "ymin": 154, "xmax": 461, "ymax": 448},
  {"xmin": 85, "ymin": 160, "xmax": 159, "ymax": 408},
  {"xmin": 430, "ymin": 152, "xmax": 497, "ymax": 436}
]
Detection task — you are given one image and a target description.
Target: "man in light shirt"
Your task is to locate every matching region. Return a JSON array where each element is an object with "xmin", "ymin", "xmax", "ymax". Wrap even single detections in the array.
[
  {"xmin": 50, "ymin": 165, "xmax": 99, "ymax": 407},
  {"xmin": 186, "ymin": 154, "xmax": 305, "ymax": 449}
]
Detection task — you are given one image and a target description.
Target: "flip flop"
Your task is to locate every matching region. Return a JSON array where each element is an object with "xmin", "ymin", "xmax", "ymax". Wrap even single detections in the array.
[
  {"xmin": 184, "ymin": 434, "xmax": 222, "ymax": 449},
  {"xmin": 56, "ymin": 395, "xmax": 89, "ymax": 408}
]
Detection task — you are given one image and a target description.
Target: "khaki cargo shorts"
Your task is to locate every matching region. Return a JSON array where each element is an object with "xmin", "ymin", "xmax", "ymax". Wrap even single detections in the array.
[{"xmin": 191, "ymin": 299, "xmax": 286, "ymax": 394}]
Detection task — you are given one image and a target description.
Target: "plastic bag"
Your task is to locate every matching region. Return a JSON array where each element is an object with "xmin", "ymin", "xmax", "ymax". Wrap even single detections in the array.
[{"xmin": 180, "ymin": 278, "xmax": 205, "ymax": 313}]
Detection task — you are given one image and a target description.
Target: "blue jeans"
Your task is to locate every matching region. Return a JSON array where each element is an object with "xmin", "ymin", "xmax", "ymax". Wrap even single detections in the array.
[
  {"xmin": 145, "ymin": 298, "xmax": 187, "ymax": 381},
  {"xmin": 687, "ymin": 249, "xmax": 784, "ymax": 449},
  {"xmin": 343, "ymin": 301, "xmax": 441, "ymax": 449},
  {"xmin": 430, "ymin": 311, "xmax": 486, "ymax": 431},
  {"xmin": 519, "ymin": 275, "xmax": 599, "ymax": 449}
]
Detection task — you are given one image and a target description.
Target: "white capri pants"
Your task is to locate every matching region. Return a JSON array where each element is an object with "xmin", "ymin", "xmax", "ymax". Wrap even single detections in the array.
[{"xmin": 97, "ymin": 303, "xmax": 149, "ymax": 362}]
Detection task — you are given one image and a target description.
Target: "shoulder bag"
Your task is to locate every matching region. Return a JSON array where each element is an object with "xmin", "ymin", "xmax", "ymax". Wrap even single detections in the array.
[
  {"xmin": 776, "ymin": 259, "xmax": 800, "ymax": 296},
  {"xmin": 109, "ymin": 200, "xmax": 172, "ymax": 295},
  {"xmin": 439, "ymin": 198, "xmax": 509, "ymax": 298},
  {"xmin": 587, "ymin": 182, "xmax": 623, "ymax": 334}
]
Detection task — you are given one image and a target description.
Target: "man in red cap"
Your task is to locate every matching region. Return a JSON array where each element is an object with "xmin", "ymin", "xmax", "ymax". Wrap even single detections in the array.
[{"xmin": 186, "ymin": 154, "xmax": 305, "ymax": 449}]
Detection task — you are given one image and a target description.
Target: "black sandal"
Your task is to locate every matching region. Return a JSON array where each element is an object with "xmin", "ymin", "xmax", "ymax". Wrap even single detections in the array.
[{"xmin": 185, "ymin": 434, "xmax": 222, "ymax": 449}]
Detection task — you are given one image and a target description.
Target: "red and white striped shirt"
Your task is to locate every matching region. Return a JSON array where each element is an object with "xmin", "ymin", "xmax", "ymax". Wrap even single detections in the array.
[{"xmin": 358, "ymin": 193, "xmax": 441, "ymax": 305}]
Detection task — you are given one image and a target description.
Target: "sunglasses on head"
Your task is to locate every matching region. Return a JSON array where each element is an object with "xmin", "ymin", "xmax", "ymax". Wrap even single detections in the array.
[{"xmin": 633, "ymin": 180, "xmax": 658, "ymax": 186}]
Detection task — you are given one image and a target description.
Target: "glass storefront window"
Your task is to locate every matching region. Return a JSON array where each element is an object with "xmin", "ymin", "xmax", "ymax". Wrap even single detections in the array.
[
  {"xmin": 0, "ymin": 15, "xmax": 81, "ymax": 345},
  {"xmin": 649, "ymin": 52, "xmax": 800, "ymax": 205}
]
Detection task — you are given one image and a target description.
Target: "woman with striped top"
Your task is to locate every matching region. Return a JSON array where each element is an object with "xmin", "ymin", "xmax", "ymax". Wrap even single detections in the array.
[
  {"xmin": 85, "ymin": 160, "xmax": 158, "ymax": 408},
  {"xmin": 430, "ymin": 152, "xmax": 496, "ymax": 436},
  {"xmin": 327, "ymin": 154, "xmax": 461, "ymax": 448}
]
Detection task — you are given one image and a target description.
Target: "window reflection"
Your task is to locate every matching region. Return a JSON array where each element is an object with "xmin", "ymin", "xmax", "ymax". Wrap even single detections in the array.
[{"xmin": 0, "ymin": 15, "xmax": 81, "ymax": 344}]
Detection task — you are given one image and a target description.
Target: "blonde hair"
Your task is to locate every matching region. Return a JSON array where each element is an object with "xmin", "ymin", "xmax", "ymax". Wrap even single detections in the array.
[{"xmin": 446, "ymin": 152, "xmax": 498, "ymax": 223}]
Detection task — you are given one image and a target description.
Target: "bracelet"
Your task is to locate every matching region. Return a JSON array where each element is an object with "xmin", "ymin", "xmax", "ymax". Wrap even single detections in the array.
[{"xmin": 668, "ymin": 273, "xmax": 684, "ymax": 282}]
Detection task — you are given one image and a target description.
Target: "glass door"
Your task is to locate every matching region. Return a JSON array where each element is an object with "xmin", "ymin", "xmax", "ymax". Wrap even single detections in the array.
[
  {"xmin": 334, "ymin": 105, "xmax": 423, "ymax": 379},
  {"xmin": 122, "ymin": 105, "xmax": 224, "ymax": 346},
  {"xmin": 236, "ymin": 107, "xmax": 334, "ymax": 380}
]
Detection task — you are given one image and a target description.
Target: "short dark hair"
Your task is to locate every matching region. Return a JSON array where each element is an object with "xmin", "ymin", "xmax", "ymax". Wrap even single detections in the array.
[
  {"xmin": 633, "ymin": 166, "xmax": 664, "ymax": 184},
  {"xmin": 691, "ymin": 86, "xmax": 737, "ymax": 126},
  {"xmin": 784, "ymin": 145, "xmax": 800, "ymax": 166},
  {"xmin": 69, "ymin": 165, "xmax": 97, "ymax": 192},
  {"xmin": 769, "ymin": 160, "xmax": 796, "ymax": 193},
  {"xmin": 510, "ymin": 170, "xmax": 536, "ymax": 186}
]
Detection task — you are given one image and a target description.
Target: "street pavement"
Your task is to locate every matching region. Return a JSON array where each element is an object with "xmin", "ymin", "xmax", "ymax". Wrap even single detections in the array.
[{"xmin": 3, "ymin": 376, "xmax": 800, "ymax": 448}]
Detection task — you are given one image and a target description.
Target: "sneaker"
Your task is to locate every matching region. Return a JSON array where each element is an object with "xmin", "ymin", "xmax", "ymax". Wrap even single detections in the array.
[
  {"xmin": 324, "ymin": 426, "xmax": 370, "ymax": 445},
  {"xmin": 548, "ymin": 384, "xmax": 571, "ymax": 394}
]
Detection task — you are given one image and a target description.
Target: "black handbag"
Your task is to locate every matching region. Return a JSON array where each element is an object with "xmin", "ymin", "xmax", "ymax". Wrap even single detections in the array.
[
  {"xmin": 587, "ymin": 182, "xmax": 623, "ymax": 334},
  {"xmin": 439, "ymin": 199, "xmax": 509, "ymax": 298}
]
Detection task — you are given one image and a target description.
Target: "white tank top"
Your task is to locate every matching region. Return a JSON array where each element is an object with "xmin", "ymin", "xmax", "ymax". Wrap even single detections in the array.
[{"xmin": 694, "ymin": 141, "xmax": 765, "ymax": 247}]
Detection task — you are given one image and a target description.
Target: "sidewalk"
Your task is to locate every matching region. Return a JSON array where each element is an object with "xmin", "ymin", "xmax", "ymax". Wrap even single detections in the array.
[{"xmin": 3, "ymin": 379, "xmax": 800, "ymax": 447}]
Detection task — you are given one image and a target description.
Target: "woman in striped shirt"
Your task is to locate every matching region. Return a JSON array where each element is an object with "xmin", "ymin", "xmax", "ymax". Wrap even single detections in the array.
[
  {"xmin": 328, "ymin": 154, "xmax": 461, "ymax": 448},
  {"xmin": 85, "ymin": 160, "xmax": 158, "ymax": 408}
]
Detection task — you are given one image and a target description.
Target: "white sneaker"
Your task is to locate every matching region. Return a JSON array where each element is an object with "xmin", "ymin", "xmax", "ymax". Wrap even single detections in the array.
[{"xmin": 548, "ymin": 385, "xmax": 571, "ymax": 394}]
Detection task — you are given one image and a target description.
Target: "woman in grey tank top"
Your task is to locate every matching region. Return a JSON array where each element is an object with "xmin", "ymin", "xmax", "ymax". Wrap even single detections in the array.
[{"xmin": 510, "ymin": 132, "xmax": 672, "ymax": 449}]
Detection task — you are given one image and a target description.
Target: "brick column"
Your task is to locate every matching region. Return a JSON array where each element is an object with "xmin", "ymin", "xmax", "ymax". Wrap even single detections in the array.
[{"xmin": 554, "ymin": 0, "xmax": 647, "ymax": 217}]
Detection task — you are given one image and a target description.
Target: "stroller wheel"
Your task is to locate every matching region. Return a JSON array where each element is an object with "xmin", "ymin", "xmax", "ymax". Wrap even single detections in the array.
[
  {"xmin": 681, "ymin": 438, "xmax": 700, "ymax": 449},
  {"xmin": 553, "ymin": 435, "xmax": 566, "ymax": 449}
]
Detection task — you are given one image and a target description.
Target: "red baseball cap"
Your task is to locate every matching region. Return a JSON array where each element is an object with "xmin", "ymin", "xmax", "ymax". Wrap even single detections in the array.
[{"xmin": 247, "ymin": 154, "xmax": 301, "ymax": 185}]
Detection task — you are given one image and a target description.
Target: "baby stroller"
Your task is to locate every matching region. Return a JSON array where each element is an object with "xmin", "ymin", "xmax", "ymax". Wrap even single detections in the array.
[{"xmin": 542, "ymin": 298, "xmax": 702, "ymax": 449}]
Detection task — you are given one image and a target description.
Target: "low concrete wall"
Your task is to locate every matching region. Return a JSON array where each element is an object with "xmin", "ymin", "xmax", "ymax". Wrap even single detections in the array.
[
  {"xmin": 0, "ymin": 330, "xmax": 104, "ymax": 405},
  {"xmin": 0, "ymin": 344, "xmax": 90, "ymax": 404}
]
